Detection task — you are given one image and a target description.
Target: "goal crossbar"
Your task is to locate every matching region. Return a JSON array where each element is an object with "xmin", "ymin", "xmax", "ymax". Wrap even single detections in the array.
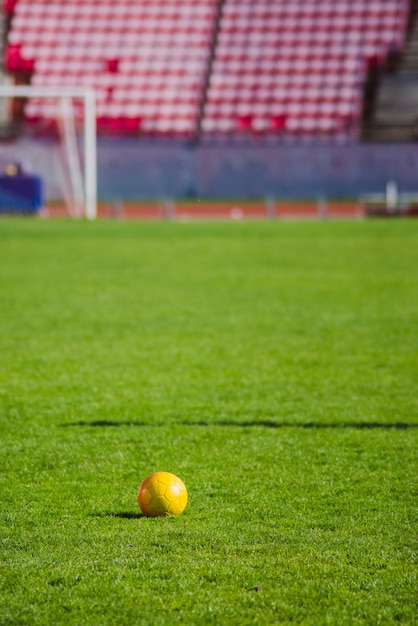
[{"xmin": 0, "ymin": 85, "xmax": 97, "ymax": 220}]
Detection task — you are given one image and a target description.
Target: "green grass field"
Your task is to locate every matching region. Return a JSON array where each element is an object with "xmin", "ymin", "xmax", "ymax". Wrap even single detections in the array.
[{"xmin": 1, "ymin": 219, "xmax": 417, "ymax": 625}]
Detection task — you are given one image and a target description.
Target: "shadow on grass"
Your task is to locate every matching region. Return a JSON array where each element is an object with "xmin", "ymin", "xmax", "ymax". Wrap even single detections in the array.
[
  {"xmin": 91, "ymin": 512, "xmax": 144, "ymax": 520},
  {"xmin": 187, "ymin": 420, "xmax": 418, "ymax": 430},
  {"xmin": 60, "ymin": 420, "xmax": 153, "ymax": 428},
  {"xmin": 61, "ymin": 420, "xmax": 417, "ymax": 430}
]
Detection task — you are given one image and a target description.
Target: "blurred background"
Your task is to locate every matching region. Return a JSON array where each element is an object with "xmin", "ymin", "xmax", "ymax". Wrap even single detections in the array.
[{"xmin": 0, "ymin": 0, "xmax": 417, "ymax": 213}]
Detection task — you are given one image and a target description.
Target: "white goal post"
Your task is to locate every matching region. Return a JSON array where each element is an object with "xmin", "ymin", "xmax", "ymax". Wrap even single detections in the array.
[{"xmin": 0, "ymin": 85, "xmax": 97, "ymax": 220}]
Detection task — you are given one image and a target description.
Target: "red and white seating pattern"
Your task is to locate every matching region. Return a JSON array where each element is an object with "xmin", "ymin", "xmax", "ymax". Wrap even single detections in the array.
[
  {"xmin": 202, "ymin": 0, "xmax": 409, "ymax": 138},
  {"xmin": 5, "ymin": 0, "xmax": 218, "ymax": 136},
  {"xmin": 4, "ymin": 0, "xmax": 410, "ymax": 138}
]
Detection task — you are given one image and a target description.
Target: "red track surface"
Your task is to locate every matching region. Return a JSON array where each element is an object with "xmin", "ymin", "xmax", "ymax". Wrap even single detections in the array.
[{"xmin": 47, "ymin": 200, "xmax": 364, "ymax": 220}]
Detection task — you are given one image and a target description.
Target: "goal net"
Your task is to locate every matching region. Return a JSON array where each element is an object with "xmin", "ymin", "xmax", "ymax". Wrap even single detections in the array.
[{"xmin": 0, "ymin": 85, "xmax": 97, "ymax": 219}]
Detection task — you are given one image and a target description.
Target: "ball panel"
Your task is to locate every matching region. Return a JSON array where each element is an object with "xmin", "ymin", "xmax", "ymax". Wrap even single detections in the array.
[
  {"xmin": 166, "ymin": 493, "xmax": 188, "ymax": 515},
  {"xmin": 155, "ymin": 472, "xmax": 177, "ymax": 486},
  {"xmin": 150, "ymin": 480, "xmax": 167, "ymax": 497},
  {"xmin": 138, "ymin": 486, "xmax": 153, "ymax": 506},
  {"xmin": 150, "ymin": 495, "xmax": 171, "ymax": 516},
  {"xmin": 138, "ymin": 498, "xmax": 154, "ymax": 517},
  {"xmin": 165, "ymin": 483, "xmax": 181, "ymax": 498}
]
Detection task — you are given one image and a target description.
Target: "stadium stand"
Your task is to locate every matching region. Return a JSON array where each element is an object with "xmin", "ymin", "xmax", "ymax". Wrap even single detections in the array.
[
  {"xmin": 4, "ymin": 0, "xmax": 218, "ymax": 137},
  {"xmin": 202, "ymin": 0, "xmax": 409, "ymax": 140},
  {"xmin": 2, "ymin": 0, "xmax": 411, "ymax": 140}
]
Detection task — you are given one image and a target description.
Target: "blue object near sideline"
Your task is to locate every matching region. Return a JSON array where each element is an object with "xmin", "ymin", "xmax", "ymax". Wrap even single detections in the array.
[{"xmin": 0, "ymin": 173, "xmax": 44, "ymax": 213}]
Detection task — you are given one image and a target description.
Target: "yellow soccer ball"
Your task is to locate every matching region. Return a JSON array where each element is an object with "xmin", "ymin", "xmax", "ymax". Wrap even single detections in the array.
[{"xmin": 137, "ymin": 472, "xmax": 188, "ymax": 517}]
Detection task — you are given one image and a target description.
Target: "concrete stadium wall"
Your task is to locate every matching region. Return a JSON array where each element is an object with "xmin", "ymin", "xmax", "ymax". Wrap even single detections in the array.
[{"xmin": 0, "ymin": 139, "xmax": 417, "ymax": 200}]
